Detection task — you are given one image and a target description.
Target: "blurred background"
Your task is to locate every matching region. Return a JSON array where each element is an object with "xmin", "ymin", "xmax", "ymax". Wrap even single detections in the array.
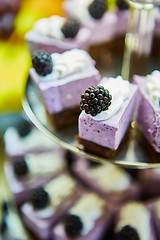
[{"xmin": 0, "ymin": 0, "xmax": 63, "ymax": 114}]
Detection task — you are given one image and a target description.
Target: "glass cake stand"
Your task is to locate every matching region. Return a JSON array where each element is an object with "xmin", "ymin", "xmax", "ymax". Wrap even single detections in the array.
[
  {"xmin": 23, "ymin": 0, "xmax": 160, "ymax": 170},
  {"xmin": 23, "ymin": 79, "xmax": 160, "ymax": 169}
]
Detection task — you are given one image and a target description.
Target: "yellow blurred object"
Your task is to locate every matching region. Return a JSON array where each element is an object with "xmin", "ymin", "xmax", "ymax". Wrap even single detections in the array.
[{"xmin": 0, "ymin": 0, "xmax": 64, "ymax": 113}]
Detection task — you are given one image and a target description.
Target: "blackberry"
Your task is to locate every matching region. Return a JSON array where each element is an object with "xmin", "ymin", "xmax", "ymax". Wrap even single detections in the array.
[
  {"xmin": 31, "ymin": 186, "xmax": 49, "ymax": 210},
  {"xmin": 88, "ymin": 0, "xmax": 106, "ymax": 20},
  {"xmin": 117, "ymin": 0, "xmax": 129, "ymax": 10},
  {"xmin": 32, "ymin": 50, "xmax": 53, "ymax": 76},
  {"xmin": 61, "ymin": 19, "xmax": 80, "ymax": 39},
  {"xmin": 80, "ymin": 86, "xmax": 112, "ymax": 116},
  {"xmin": 64, "ymin": 214, "xmax": 83, "ymax": 237},
  {"xmin": 13, "ymin": 158, "xmax": 29, "ymax": 177},
  {"xmin": 115, "ymin": 225, "xmax": 140, "ymax": 240},
  {"xmin": 17, "ymin": 120, "xmax": 32, "ymax": 138}
]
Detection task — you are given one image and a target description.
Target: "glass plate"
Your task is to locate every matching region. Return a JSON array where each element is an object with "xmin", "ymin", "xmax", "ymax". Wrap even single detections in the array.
[{"xmin": 22, "ymin": 79, "xmax": 160, "ymax": 169}]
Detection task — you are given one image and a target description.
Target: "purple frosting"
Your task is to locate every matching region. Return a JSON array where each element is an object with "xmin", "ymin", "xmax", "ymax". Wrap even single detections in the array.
[
  {"xmin": 79, "ymin": 82, "xmax": 137, "ymax": 150},
  {"xmin": 134, "ymin": 75, "xmax": 160, "ymax": 153},
  {"xmin": 25, "ymin": 27, "xmax": 91, "ymax": 55},
  {"xmin": 30, "ymin": 61, "xmax": 101, "ymax": 115}
]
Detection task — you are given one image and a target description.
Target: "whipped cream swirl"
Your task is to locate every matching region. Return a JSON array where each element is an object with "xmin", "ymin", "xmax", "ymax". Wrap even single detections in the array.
[
  {"xmin": 37, "ymin": 49, "xmax": 91, "ymax": 81},
  {"xmin": 70, "ymin": 193, "xmax": 104, "ymax": 235},
  {"xmin": 90, "ymin": 76, "xmax": 131, "ymax": 121},
  {"xmin": 146, "ymin": 70, "xmax": 160, "ymax": 107},
  {"xmin": 33, "ymin": 15, "xmax": 66, "ymax": 39},
  {"xmin": 117, "ymin": 202, "xmax": 151, "ymax": 240}
]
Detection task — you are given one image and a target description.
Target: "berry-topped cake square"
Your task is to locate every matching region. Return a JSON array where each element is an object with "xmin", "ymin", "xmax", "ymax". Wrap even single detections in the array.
[
  {"xmin": 134, "ymin": 71, "xmax": 160, "ymax": 162},
  {"xmin": 30, "ymin": 49, "xmax": 101, "ymax": 129},
  {"xmin": 77, "ymin": 76, "xmax": 138, "ymax": 158},
  {"xmin": 73, "ymin": 157, "xmax": 140, "ymax": 205},
  {"xmin": 25, "ymin": 15, "xmax": 91, "ymax": 54},
  {"xmin": 114, "ymin": 202, "xmax": 156, "ymax": 240},
  {"xmin": 52, "ymin": 192, "xmax": 115, "ymax": 240}
]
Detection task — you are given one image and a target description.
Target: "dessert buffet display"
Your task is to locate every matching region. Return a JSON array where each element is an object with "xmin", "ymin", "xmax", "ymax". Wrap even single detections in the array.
[{"xmin": 2, "ymin": 0, "xmax": 160, "ymax": 239}]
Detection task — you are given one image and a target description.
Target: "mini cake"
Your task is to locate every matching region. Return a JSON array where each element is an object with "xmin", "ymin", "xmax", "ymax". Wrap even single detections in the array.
[
  {"xmin": 139, "ymin": 168, "xmax": 160, "ymax": 198},
  {"xmin": 63, "ymin": 0, "xmax": 128, "ymax": 45},
  {"xmin": 52, "ymin": 192, "xmax": 114, "ymax": 240},
  {"xmin": 114, "ymin": 202, "xmax": 156, "ymax": 240},
  {"xmin": 21, "ymin": 174, "xmax": 82, "ymax": 240},
  {"xmin": 134, "ymin": 70, "xmax": 160, "ymax": 162},
  {"xmin": 30, "ymin": 49, "xmax": 101, "ymax": 129},
  {"xmin": 4, "ymin": 118, "xmax": 56, "ymax": 157},
  {"xmin": 77, "ymin": 76, "xmax": 138, "ymax": 158},
  {"xmin": 4, "ymin": 149, "xmax": 66, "ymax": 204},
  {"xmin": 73, "ymin": 157, "xmax": 140, "ymax": 204},
  {"xmin": 147, "ymin": 198, "xmax": 160, "ymax": 239},
  {"xmin": 25, "ymin": 15, "xmax": 91, "ymax": 54}
]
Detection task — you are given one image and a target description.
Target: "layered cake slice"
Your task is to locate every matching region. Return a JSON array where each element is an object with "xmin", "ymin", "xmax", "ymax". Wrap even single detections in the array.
[
  {"xmin": 134, "ymin": 70, "xmax": 160, "ymax": 162},
  {"xmin": 4, "ymin": 118, "xmax": 55, "ymax": 157},
  {"xmin": 77, "ymin": 76, "xmax": 138, "ymax": 158},
  {"xmin": 73, "ymin": 157, "xmax": 140, "ymax": 205},
  {"xmin": 25, "ymin": 15, "xmax": 91, "ymax": 54},
  {"xmin": 114, "ymin": 202, "xmax": 156, "ymax": 240},
  {"xmin": 5, "ymin": 149, "xmax": 66, "ymax": 204},
  {"xmin": 52, "ymin": 192, "xmax": 114, "ymax": 240},
  {"xmin": 30, "ymin": 49, "xmax": 101, "ymax": 129},
  {"xmin": 21, "ymin": 174, "xmax": 82, "ymax": 239}
]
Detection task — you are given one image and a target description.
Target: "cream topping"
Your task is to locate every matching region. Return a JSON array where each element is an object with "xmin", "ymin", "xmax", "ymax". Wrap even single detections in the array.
[
  {"xmin": 117, "ymin": 202, "xmax": 151, "ymax": 240},
  {"xmin": 33, "ymin": 15, "xmax": 66, "ymax": 39},
  {"xmin": 25, "ymin": 151, "xmax": 65, "ymax": 176},
  {"xmin": 146, "ymin": 70, "xmax": 160, "ymax": 107},
  {"xmin": 67, "ymin": 0, "xmax": 96, "ymax": 23},
  {"xmin": 70, "ymin": 193, "xmax": 105, "ymax": 235},
  {"xmin": 90, "ymin": 76, "xmax": 131, "ymax": 121},
  {"xmin": 45, "ymin": 174, "xmax": 76, "ymax": 208},
  {"xmin": 37, "ymin": 49, "xmax": 91, "ymax": 81},
  {"xmin": 89, "ymin": 164, "xmax": 130, "ymax": 192}
]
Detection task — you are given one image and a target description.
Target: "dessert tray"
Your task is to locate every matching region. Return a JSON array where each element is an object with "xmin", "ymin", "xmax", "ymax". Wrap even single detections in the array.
[{"xmin": 23, "ymin": 78, "xmax": 160, "ymax": 169}]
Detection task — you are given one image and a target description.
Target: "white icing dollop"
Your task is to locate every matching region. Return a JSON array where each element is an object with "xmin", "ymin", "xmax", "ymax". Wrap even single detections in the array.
[
  {"xmin": 89, "ymin": 164, "xmax": 130, "ymax": 192},
  {"xmin": 90, "ymin": 76, "xmax": 131, "ymax": 121},
  {"xmin": 25, "ymin": 151, "xmax": 65, "ymax": 176},
  {"xmin": 33, "ymin": 15, "xmax": 66, "ymax": 39},
  {"xmin": 67, "ymin": 0, "xmax": 96, "ymax": 23},
  {"xmin": 70, "ymin": 193, "xmax": 104, "ymax": 235},
  {"xmin": 146, "ymin": 70, "xmax": 160, "ymax": 107},
  {"xmin": 45, "ymin": 175, "xmax": 76, "ymax": 208},
  {"xmin": 37, "ymin": 49, "xmax": 91, "ymax": 81},
  {"xmin": 116, "ymin": 202, "xmax": 151, "ymax": 240}
]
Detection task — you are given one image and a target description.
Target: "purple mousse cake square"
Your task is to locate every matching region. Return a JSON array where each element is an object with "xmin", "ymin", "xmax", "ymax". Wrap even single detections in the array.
[
  {"xmin": 4, "ymin": 149, "xmax": 66, "ymax": 204},
  {"xmin": 73, "ymin": 157, "xmax": 140, "ymax": 205},
  {"xmin": 21, "ymin": 174, "xmax": 83, "ymax": 240},
  {"xmin": 134, "ymin": 71, "xmax": 160, "ymax": 156},
  {"xmin": 25, "ymin": 15, "xmax": 91, "ymax": 55},
  {"xmin": 78, "ymin": 76, "xmax": 138, "ymax": 158},
  {"xmin": 114, "ymin": 201, "xmax": 156, "ymax": 240},
  {"xmin": 52, "ymin": 192, "xmax": 115, "ymax": 240},
  {"xmin": 147, "ymin": 198, "xmax": 160, "ymax": 239},
  {"xmin": 30, "ymin": 49, "xmax": 101, "ymax": 129},
  {"xmin": 4, "ymin": 118, "xmax": 56, "ymax": 157},
  {"xmin": 63, "ymin": 0, "xmax": 129, "ymax": 46}
]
